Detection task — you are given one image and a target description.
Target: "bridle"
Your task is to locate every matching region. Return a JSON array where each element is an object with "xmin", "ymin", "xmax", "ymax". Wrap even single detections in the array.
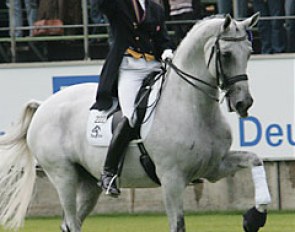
[
  {"xmin": 207, "ymin": 33, "xmax": 249, "ymax": 91},
  {"xmin": 165, "ymin": 30, "xmax": 251, "ymax": 103}
]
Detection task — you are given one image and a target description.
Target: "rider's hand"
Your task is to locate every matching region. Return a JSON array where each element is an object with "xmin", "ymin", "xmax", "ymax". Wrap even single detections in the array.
[{"xmin": 161, "ymin": 49, "xmax": 173, "ymax": 61}]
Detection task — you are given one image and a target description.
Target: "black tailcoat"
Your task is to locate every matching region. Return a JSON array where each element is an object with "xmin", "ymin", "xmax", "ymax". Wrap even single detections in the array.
[{"xmin": 94, "ymin": 0, "xmax": 173, "ymax": 110}]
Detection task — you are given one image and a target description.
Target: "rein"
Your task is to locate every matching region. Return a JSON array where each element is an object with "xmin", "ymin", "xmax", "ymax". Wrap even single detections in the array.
[{"xmin": 165, "ymin": 60, "xmax": 219, "ymax": 102}]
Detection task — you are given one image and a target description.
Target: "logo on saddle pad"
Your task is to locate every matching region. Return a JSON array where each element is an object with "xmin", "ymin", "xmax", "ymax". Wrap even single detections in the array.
[
  {"xmin": 87, "ymin": 99, "xmax": 118, "ymax": 146},
  {"xmin": 87, "ymin": 105, "xmax": 154, "ymax": 147},
  {"xmin": 87, "ymin": 72, "xmax": 164, "ymax": 147},
  {"xmin": 90, "ymin": 125, "xmax": 102, "ymax": 138}
]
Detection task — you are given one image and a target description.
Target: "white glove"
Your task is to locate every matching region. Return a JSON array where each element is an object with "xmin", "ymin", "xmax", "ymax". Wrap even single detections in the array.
[{"xmin": 161, "ymin": 49, "xmax": 173, "ymax": 61}]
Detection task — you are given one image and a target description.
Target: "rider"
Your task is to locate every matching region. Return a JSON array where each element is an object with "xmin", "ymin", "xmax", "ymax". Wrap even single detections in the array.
[{"xmin": 92, "ymin": 0, "xmax": 174, "ymax": 197}]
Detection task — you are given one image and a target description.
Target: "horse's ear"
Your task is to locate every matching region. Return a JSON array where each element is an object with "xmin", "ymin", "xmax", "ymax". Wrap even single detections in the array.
[
  {"xmin": 223, "ymin": 14, "xmax": 232, "ymax": 31},
  {"xmin": 242, "ymin": 12, "xmax": 260, "ymax": 29}
]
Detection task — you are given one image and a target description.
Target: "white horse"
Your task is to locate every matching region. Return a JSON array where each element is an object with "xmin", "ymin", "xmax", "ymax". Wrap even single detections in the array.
[{"xmin": 0, "ymin": 14, "xmax": 271, "ymax": 232}]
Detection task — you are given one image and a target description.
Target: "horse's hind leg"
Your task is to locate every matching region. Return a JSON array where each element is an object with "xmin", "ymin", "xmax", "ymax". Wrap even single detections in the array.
[
  {"xmin": 161, "ymin": 171, "xmax": 186, "ymax": 232},
  {"xmin": 76, "ymin": 165, "xmax": 102, "ymax": 223},
  {"xmin": 214, "ymin": 151, "xmax": 271, "ymax": 232},
  {"xmin": 45, "ymin": 164, "xmax": 81, "ymax": 232}
]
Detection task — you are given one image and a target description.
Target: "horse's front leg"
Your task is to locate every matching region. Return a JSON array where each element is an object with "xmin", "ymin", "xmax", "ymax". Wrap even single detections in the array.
[
  {"xmin": 160, "ymin": 171, "xmax": 187, "ymax": 232},
  {"xmin": 215, "ymin": 151, "xmax": 271, "ymax": 232}
]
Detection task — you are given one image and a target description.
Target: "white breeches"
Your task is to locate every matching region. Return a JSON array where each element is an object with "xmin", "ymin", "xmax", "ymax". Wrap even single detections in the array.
[{"xmin": 118, "ymin": 56, "xmax": 161, "ymax": 127}]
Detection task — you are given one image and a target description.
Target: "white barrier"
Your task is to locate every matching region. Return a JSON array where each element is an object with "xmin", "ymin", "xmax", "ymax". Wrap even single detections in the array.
[
  {"xmin": 0, "ymin": 60, "xmax": 103, "ymax": 130},
  {"xmin": 0, "ymin": 54, "xmax": 295, "ymax": 160},
  {"xmin": 223, "ymin": 54, "xmax": 295, "ymax": 160}
]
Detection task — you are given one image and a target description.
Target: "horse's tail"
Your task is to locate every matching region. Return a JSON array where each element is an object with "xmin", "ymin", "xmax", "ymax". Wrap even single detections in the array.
[{"xmin": 0, "ymin": 100, "xmax": 41, "ymax": 230}]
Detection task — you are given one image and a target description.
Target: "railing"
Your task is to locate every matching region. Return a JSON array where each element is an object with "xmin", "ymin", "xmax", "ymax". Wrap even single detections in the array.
[{"xmin": 1, "ymin": 0, "xmax": 294, "ymax": 63}]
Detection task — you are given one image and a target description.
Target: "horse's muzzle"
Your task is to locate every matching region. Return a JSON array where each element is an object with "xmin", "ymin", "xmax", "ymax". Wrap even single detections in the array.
[{"xmin": 235, "ymin": 96, "xmax": 253, "ymax": 118}]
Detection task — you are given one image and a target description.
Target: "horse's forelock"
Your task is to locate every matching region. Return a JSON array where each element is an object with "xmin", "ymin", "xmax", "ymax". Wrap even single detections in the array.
[{"xmin": 226, "ymin": 20, "xmax": 249, "ymax": 39}]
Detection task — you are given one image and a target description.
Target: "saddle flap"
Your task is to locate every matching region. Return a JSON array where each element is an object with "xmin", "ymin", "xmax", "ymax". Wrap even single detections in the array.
[{"xmin": 87, "ymin": 71, "xmax": 165, "ymax": 147}]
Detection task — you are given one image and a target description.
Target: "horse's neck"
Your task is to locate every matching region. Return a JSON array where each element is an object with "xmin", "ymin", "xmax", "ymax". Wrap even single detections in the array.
[
  {"xmin": 147, "ymin": 21, "xmax": 224, "ymax": 144},
  {"xmin": 158, "ymin": 41, "xmax": 219, "ymax": 121}
]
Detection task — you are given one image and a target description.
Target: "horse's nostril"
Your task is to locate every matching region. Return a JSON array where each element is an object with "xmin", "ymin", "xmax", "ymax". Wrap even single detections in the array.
[
  {"xmin": 235, "ymin": 101, "xmax": 244, "ymax": 111},
  {"xmin": 235, "ymin": 97, "xmax": 253, "ymax": 116}
]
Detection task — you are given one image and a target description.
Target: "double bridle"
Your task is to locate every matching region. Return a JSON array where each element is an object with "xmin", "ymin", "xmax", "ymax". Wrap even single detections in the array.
[
  {"xmin": 207, "ymin": 33, "xmax": 249, "ymax": 90},
  {"xmin": 165, "ymin": 31, "xmax": 251, "ymax": 102}
]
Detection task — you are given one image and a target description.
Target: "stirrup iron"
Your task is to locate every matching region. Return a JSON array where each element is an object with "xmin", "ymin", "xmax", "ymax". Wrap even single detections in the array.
[{"xmin": 105, "ymin": 174, "xmax": 118, "ymax": 196}]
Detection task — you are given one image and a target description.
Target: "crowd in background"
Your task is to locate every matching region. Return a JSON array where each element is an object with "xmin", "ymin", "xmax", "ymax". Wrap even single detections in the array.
[
  {"xmin": 5, "ymin": 0, "xmax": 37, "ymax": 37},
  {"xmin": 156, "ymin": 0, "xmax": 295, "ymax": 53},
  {"xmin": 1, "ymin": 0, "xmax": 295, "ymax": 56},
  {"xmin": 252, "ymin": 0, "xmax": 295, "ymax": 53}
]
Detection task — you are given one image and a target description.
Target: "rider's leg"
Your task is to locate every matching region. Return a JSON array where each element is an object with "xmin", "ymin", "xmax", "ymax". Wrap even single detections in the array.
[
  {"xmin": 99, "ymin": 57, "xmax": 161, "ymax": 197},
  {"xmin": 100, "ymin": 116, "xmax": 132, "ymax": 197}
]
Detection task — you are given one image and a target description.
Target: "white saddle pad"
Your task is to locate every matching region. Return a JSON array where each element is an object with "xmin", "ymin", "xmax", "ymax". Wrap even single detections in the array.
[
  {"xmin": 87, "ymin": 111, "xmax": 114, "ymax": 146},
  {"xmin": 87, "ymin": 75, "xmax": 163, "ymax": 147}
]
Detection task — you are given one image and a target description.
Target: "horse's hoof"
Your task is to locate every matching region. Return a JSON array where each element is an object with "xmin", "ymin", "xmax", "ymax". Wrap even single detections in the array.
[
  {"xmin": 242, "ymin": 207, "xmax": 267, "ymax": 232},
  {"xmin": 60, "ymin": 224, "xmax": 70, "ymax": 232}
]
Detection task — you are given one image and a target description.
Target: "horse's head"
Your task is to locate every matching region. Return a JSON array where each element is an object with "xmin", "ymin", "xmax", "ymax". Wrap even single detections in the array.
[{"xmin": 204, "ymin": 13, "xmax": 259, "ymax": 118}]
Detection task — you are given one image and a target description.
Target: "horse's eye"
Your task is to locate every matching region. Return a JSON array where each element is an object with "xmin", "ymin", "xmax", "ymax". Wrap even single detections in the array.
[{"xmin": 222, "ymin": 51, "xmax": 232, "ymax": 58}]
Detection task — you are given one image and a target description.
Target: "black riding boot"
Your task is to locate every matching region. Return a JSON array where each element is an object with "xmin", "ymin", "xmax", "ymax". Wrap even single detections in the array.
[{"xmin": 99, "ymin": 117, "xmax": 132, "ymax": 197}]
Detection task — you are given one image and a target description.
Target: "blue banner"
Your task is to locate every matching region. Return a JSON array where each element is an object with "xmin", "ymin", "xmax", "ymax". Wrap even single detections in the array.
[{"xmin": 52, "ymin": 75, "xmax": 99, "ymax": 93}]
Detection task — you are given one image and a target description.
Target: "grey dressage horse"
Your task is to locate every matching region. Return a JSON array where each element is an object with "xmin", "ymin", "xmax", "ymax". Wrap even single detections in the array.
[{"xmin": 0, "ymin": 13, "xmax": 271, "ymax": 232}]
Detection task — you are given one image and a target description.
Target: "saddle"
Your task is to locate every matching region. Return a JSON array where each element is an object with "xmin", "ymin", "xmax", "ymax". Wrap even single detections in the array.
[{"xmin": 87, "ymin": 70, "xmax": 165, "ymax": 185}]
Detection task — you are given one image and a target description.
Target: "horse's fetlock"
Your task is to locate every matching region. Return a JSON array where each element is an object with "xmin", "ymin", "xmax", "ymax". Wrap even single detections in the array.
[{"xmin": 253, "ymin": 158, "xmax": 263, "ymax": 167}]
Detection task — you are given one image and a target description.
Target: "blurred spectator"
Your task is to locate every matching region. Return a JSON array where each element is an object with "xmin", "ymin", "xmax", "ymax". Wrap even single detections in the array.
[
  {"xmin": 217, "ymin": 0, "xmax": 248, "ymax": 18},
  {"xmin": 285, "ymin": 0, "xmax": 295, "ymax": 53},
  {"xmin": 89, "ymin": 0, "xmax": 113, "ymax": 46},
  {"xmin": 159, "ymin": 0, "xmax": 172, "ymax": 19},
  {"xmin": 89, "ymin": 0, "xmax": 105, "ymax": 35},
  {"xmin": 253, "ymin": 0, "xmax": 285, "ymax": 54},
  {"xmin": 168, "ymin": 0, "xmax": 196, "ymax": 45},
  {"xmin": 0, "ymin": 1, "xmax": 9, "ymax": 37},
  {"xmin": 192, "ymin": 0, "xmax": 201, "ymax": 19},
  {"xmin": 36, "ymin": 0, "xmax": 82, "ymax": 35},
  {"xmin": 6, "ymin": 0, "xmax": 38, "ymax": 37}
]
